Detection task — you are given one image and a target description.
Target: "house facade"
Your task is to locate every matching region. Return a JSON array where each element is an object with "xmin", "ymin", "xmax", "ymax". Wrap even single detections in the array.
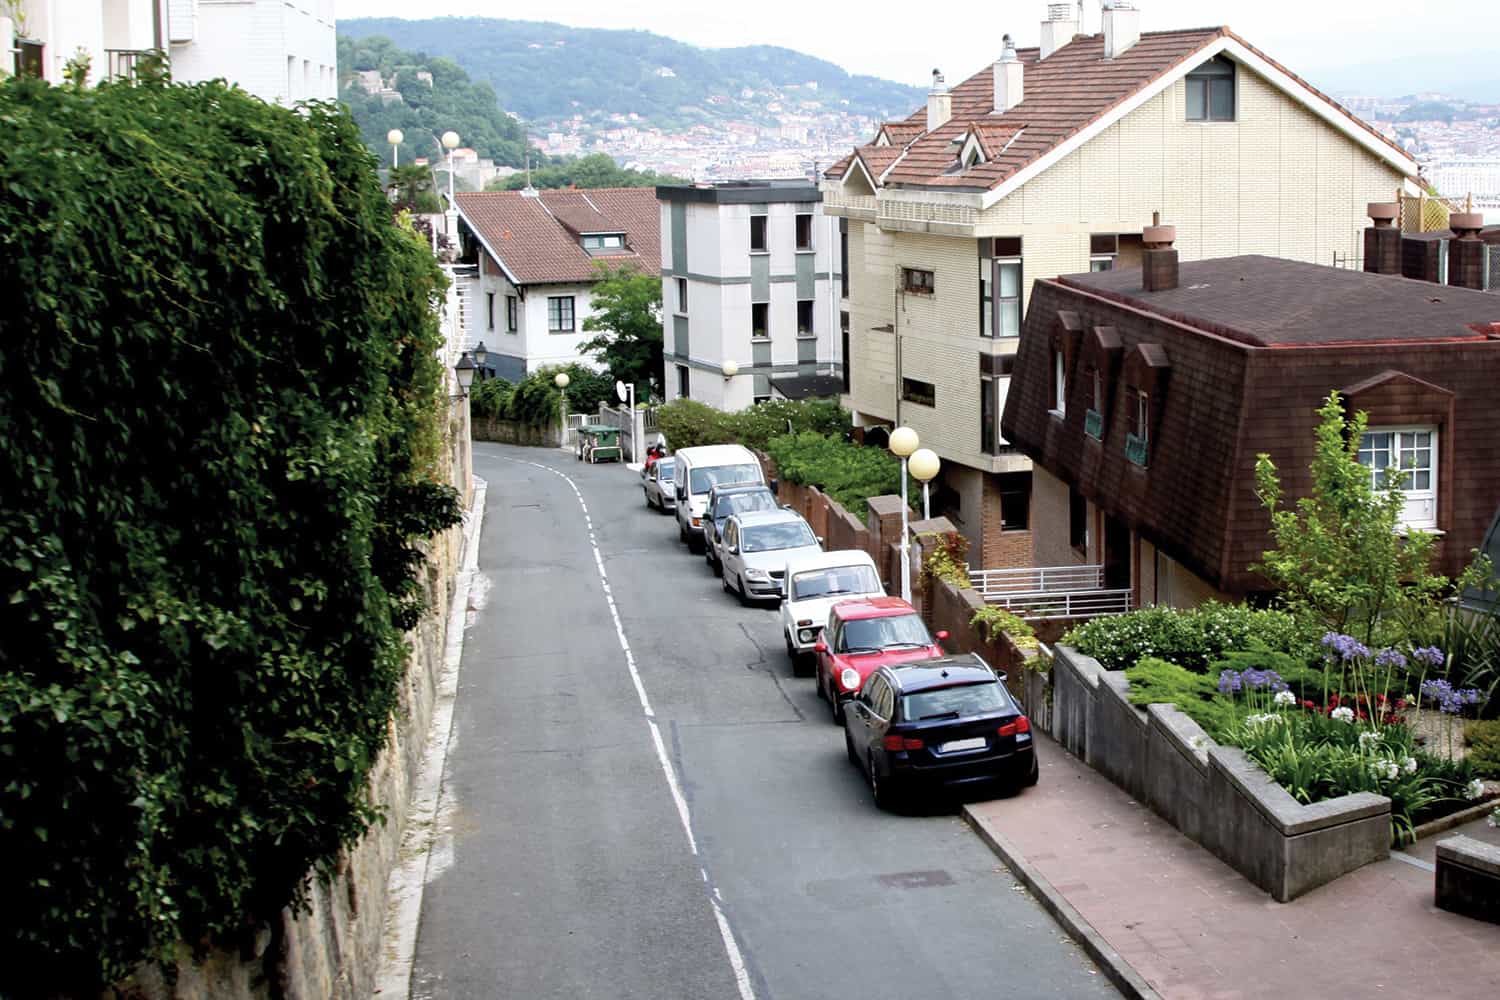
[
  {"xmin": 452, "ymin": 187, "xmax": 660, "ymax": 381},
  {"xmin": 820, "ymin": 3, "xmax": 1418, "ymax": 570},
  {"xmin": 657, "ymin": 181, "xmax": 841, "ymax": 409},
  {"xmin": 999, "ymin": 230, "xmax": 1500, "ymax": 609},
  {"xmin": 5, "ymin": 1, "xmax": 335, "ymax": 103}
]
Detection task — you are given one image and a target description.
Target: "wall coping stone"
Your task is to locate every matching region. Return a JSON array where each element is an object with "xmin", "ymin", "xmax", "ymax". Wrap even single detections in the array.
[
  {"xmin": 1147, "ymin": 703, "xmax": 1210, "ymax": 776},
  {"xmin": 1209, "ymin": 744, "xmax": 1390, "ymax": 836},
  {"xmin": 1437, "ymin": 835, "xmax": 1500, "ymax": 878},
  {"xmin": 867, "ymin": 495, "xmax": 905, "ymax": 516}
]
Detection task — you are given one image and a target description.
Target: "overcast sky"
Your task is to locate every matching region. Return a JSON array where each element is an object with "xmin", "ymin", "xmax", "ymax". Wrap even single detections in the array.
[{"xmin": 336, "ymin": 0, "xmax": 1497, "ymax": 90}]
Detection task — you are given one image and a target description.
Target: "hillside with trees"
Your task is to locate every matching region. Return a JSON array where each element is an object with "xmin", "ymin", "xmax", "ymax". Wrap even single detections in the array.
[
  {"xmin": 338, "ymin": 17, "xmax": 920, "ymax": 131},
  {"xmin": 337, "ymin": 34, "xmax": 533, "ymax": 166},
  {"xmin": 488, "ymin": 154, "xmax": 684, "ymax": 191}
]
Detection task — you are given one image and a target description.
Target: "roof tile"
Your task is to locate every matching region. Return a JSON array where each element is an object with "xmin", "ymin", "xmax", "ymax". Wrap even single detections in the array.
[{"xmin": 455, "ymin": 187, "xmax": 660, "ymax": 285}]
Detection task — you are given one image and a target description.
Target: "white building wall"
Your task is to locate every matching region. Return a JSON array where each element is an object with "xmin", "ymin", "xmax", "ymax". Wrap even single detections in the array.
[
  {"xmin": 11, "ymin": 0, "xmax": 165, "ymax": 84},
  {"xmin": 169, "ymin": 0, "xmax": 335, "ymax": 105}
]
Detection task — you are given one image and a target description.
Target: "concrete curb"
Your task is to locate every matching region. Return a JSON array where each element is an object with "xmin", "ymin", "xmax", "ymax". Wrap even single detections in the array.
[
  {"xmin": 961, "ymin": 806, "xmax": 1162, "ymax": 1000},
  {"xmin": 1410, "ymin": 794, "xmax": 1500, "ymax": 841}
]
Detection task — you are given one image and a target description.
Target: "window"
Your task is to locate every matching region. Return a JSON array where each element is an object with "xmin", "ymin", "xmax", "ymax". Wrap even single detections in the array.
[
  {"xmin": 752, "ymin": 302, "xmax": 769, "ymax": 340},
  {"xmin": 982, "ymin": 239, "xmax": 1022, "ymax": 337},
  {"xmin": 996, "ymin": 260, "xmax": 1022, "ymax": 336},
  {"xmin": 1051, "ymin": 349, "xmax": 1067, "ymax": 415},
  {"xmin": 750, "ymin": 215, "xmax": 767, "ymax": 252},
  {"xmin": 676, "ymin": 277, "xmax": 688, "ymax": 314},
  {"xmin": 999, "ymin": 474, "xmax": 1030, "ymax": 531},
  {"xmin": 1358, "ymin": 428, "xmax": 1437, "ymax": 528},
  {"xmin": 581, "ymin": 233, "xmax": 626, "ymax": 250},
  {"xmin": 677, "ymin": 364, "xmax": 690, "ymax": 399},
  {"xmin": 1090, "ymin": 234, "xmax": 1118, "ymax": 272},
  {"xmin": 903, "ymin": 267, "xmax": 935, "ymax": 295},
  {"xmin": 1125, "ymin": 389, "xmax": 1150, "ymax": 467},
  {"xmin": 840, "ymin": 222, "xmax": 849, "ymax": 298},
  {"xmin": 486, "ymin": 292, "xmax": 495, "ymax": 331},
  {"xmin": 901, "ymin": 378, "xmax": 936, "ymax": 407},
  {"xmin": 979, "ymin": 249, "xmax": 993, "ymax": 337},
  {"xmin": 797, "ymin": 300, "xmax": 814, "ymax": 335},
  {"xmin": 1069, "ymin": 487, "xmax": 1088, "ymax": 552},
  {"xmin": 980, "ymin": 353, "xmax": 1015, "ymax": 455},
  {"xmin": 547, "ymin": 296, "xmax": 575, "ymax": 332},
  {"xmin": 1084, "ymin": 366, "xmax": 1105, "ymax": 440},
  {"xmin": 841, "ymin": 326, "xmax": 851, "ymax": 393},
  {"xmin": 1186, "ymin": 56, "xmax": 1235, "ymax": 122},
  {"xmin": 505, "ymin": 295, "xmax": 518, "ymax": 333},
  {"xmin": 795, "ymin": 213, "xmax": 813, "ymax": 250}
]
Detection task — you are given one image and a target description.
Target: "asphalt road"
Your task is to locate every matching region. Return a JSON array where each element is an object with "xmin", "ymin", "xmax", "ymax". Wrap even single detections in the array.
[{"xmin": 408, "ymin": 442, "xmax": 1117, "ymax": 1000}]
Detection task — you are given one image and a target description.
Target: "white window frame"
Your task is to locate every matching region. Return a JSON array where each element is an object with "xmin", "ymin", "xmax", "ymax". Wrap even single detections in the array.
[
  {"xmin": 676, "ymin": 277, "xmax": 688, "ymax": 315},
  {"xmin": 1051, "ymin": 349, "xmax": 1067, "ymax": 417},
  {"xmin": 547, "ymin": 295, "xmax": 575, "ymax": 333},
  {"xmin": 996, "ymin": 258, "xmax": 1022, "ymax": 337},
  {"xmin": 1358, "ymin": 426, "xmax": 1438, "ymax": 530}
]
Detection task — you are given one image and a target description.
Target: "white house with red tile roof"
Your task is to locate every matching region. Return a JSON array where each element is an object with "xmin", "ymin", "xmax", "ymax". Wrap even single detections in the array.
[
  {"xmin": 822, "ymin": 3, "xmax": 1419, "ymax": 572},
  {"xmin": 453, "ymin": 187, "xmax": 660, "ymax": 380}
]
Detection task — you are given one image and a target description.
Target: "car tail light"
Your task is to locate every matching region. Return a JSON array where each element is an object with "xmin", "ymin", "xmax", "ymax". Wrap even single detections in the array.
[
  {"xmin": 998, "ymin": 716, "xmax": 1032, "ymax": 737},
  {"xmin": 882, "ymin": 734, "xmax": 924, "ymax": 752}
]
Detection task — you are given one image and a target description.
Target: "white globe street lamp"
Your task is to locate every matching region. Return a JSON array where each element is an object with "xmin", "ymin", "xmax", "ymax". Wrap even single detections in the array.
[
  {"xmin": 721, "ymin": 359, "xmax": 739, "ymax": 378},
  {"xmin": 387, "ymin": 128, "xmax": 404, "ymax": 168},
  {"xmin": 554, "ymin": 371, "xmax": 571, "ymax": 449},
  {"xmin": 441, "ymin": 131, "xmax": 461, "ymax": 248},
  {"xmin": 888, "ymin": 426, "xmax": 919, "ymax": 602},
  {"xmin": 909, "ymin": 448, "xmax": 940, "ymax": 520}
]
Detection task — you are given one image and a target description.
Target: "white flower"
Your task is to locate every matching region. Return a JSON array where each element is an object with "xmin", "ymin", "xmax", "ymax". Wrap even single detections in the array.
[
  {"xmin": 1245, "ymin": 713, "xmax": 1281, "ymax": 727},
  {"xmin": 1403, "ymin": 757, "xmax": 1418, "ymax": 775},
  {"xmin": 1274, "ymin": 690, "xmax": 1297, "ymax": 707},
  {"xmin": 1358, "ymin": 730, "xmax": 1380, "ymax": 748},
  {"xmin": 1465, "ymin": 778, "xmax": 1486, "ymax": 801},
  {"xmin": 1490, "ymin": 807, "xmax": 1499, "ymax": 829},
  {"xmin": 1331, "ymin": 706, "xmax": 1355, "ymax": 723},
  {"xmin": 1373, "ymin": 759, "xmax": 1400, "ymax": 781}
]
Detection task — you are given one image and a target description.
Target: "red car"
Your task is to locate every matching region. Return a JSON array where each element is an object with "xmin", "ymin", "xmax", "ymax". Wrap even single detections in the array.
[{"xmin": 814, "ymin": 596, "xmax": 947, "ymax": 724}]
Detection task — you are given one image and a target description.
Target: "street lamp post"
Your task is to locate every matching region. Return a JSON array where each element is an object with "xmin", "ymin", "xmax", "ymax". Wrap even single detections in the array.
[
  {"xmin": 909, "ymin": 448, "xmax": 940, "ymax": 520},
  {"xmin": 473, "ymin": 341, "xmax": 488, "ymax": 383},
  {"xmin": 387, "ymin": 128, "xmax": 403, "ymax": 169},
  {"xmin": 888, "ymin": 426, "xmax": 919, "ymax": 603},
  {"xmin": 441, "ymin": 130, "xmax": 460, "ymax": 254},
  {"xmin": 450, "ymin": 351, "xmax": 476, "ymax": 400},
  {"xmin": 555, "ymin": 371, "xmax": 570, "ymax": 450},
  {"xmin": 615, "ymin": 379, "xmax": 636, "ymax": 460}
]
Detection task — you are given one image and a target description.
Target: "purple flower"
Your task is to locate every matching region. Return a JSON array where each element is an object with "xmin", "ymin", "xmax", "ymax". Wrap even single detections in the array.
[
  {"xmin": 1240, "ymin": 668, "xmax": 1288, "ymax": 692},
  {"xmin": 1374, "ymin": 649, "xmax": 1408, "ymax": 670},
  {"xmin": 1421, "ymin": 679, "xmax": 1477, "ymax": 715},
  {"xmin": 1218, "ymin": 670, "xmax": 1242, "ymax": 695},
  {"xmin": 1321, "ymin": 632, "xmax": 1371, "ymax": 663},
  {"xmin": 1411, "ymin": 646, "xmax": 1446, "ymax": 669}
]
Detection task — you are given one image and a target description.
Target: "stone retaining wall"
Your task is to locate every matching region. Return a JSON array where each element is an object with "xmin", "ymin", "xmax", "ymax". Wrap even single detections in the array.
[
  {"xmin": 1046, "ymin": 644, "xmax": 1392, "ymax": 902},
  {"xmin": 472, "ymin": 416, "xmax": 560, "ymax": 447}
]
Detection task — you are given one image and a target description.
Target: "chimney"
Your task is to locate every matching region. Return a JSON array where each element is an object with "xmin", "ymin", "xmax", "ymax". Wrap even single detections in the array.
[
  {"xmin": 1039, "ymin": 3, "xmax": 1079, "ymax": 59},
  {"xmin": 993, "ymin": 35, "xmax": 1024, "ymax": 112},
  {"xmin": 1448, "ymin": 197, "xmax": 1487, "ymax": 290},
  {"xmin": 1142, "ymin": 212, "xmax": 1178, "ymax": 292},
  {"xmin": 927, "ymin": 69, "xmax": 952, "ymax": 132},
  {"xmin": 1103, "ymin": 2, "xmax": 1142, "ymax": 60},
  {"xmin": 1362, "ymin": 201, "xmax": 1401, "ymax": 275}
]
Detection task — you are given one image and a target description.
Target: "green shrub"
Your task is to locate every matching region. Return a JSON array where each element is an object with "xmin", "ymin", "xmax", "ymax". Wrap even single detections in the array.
[
  {"xmin": 655, "ymin": 398, "xmax": 736, "ymax": 450},
  {"xmin": 972, "ymin": 606, "xmax": 1038, "ymax": 651},
  {"xmin": 0, "ymin": 74, "xmax": 460, "ymax": 988},
  {"xmin": 1124, "ymin": 657, "xmax": 1241, "ymax": 736},
  {"xmin": 763, "ymin": 431, "xmax": 909, "ymax": 523},
  {"xmin": 1065, "ymin": 601, "xmax": 1318, "ymax": 673},
  {"xmin": 469, "ymin": 363, "xmax": 610, "ymax": 426},
  {"xmin": 1467, "ymin": 719, "xmax": 1500, "ymax": 779},
  {"xmin": 654, "ymin": 397, "xmax": 849, "ymax": 453}
]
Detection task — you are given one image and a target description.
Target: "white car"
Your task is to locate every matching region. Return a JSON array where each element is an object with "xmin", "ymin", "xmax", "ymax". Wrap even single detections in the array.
[
  {"xmin": 719, "ymin": 509, "xmax": 822, "ymax": 605},
  {"xmin": 779, "ymin": 550, "xmax": 885, "ymax": 675}
]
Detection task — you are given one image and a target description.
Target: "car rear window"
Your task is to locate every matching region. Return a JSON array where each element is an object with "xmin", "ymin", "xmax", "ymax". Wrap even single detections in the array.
[
  {"xmin": 715, "ymin": 490, "xmax": 776, "ymax": 520},
  {"xmin": 838, "ymin": 613, "xmax": 932, "ymax": 652},
  {"xmin": 902, "ymin": 683, "xmax": 1008, "ymax": 721},
  {"xmin": 790, "ymin": 565, "xmax": 881, "ymax": 600},
  {"xmin": 657, "ymin": 459, "xmax": 675, "ymax": 476},
  {"xmin": 691, "ymin": 464, "xmax": 761, "ymax": 494},
  {"xmin": 742, "ymin": 521, "xmax": 816, "ymax": 552}
]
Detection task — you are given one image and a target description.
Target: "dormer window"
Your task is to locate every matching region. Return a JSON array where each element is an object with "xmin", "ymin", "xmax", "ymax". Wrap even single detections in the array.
[
  {"xmin": 1186, "ymin": 56, "xmax": 1235, "ymax": 122},
  {"xmin": 581, "ymin": 233, "xmax": 626, "ymax": 251}
]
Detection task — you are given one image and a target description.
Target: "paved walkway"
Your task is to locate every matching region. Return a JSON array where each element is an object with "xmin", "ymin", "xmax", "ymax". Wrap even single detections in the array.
[{"xmin": 966, "ymin": 736, "xmax": 1500, "ymax": 1000}]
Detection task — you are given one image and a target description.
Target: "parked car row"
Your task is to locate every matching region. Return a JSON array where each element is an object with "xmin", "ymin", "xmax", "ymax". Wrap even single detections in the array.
[{"xmin": 639, "ymin": 443, "xmax": 1037, "ymax": 808}]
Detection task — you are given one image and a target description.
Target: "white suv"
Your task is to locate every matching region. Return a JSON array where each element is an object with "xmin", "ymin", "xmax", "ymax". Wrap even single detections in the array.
[{"xmin": 780, "ymin": 551, "xmax": 885, "ymax": 675}]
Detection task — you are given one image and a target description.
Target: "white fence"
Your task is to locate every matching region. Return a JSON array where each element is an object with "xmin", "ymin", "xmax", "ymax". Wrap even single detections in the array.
[
  {"xmin": 969, "ymin": 564, "xmax": 1105, "ymax": 597},
  {"xmin": 980, "ymin": 588, "xmax": 1133, "ymax": 621}
]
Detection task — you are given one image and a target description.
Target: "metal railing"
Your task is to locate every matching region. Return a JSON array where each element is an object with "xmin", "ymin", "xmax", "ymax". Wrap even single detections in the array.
[
  {"xmin": 969, "ymin": 564, "xmax": 1104, "ymax": 596},
  {"xmin": 982, "ymin": 588, "xmax": 1133, "ymax": 621},
  {"xmin": 106, "ymin": 49, "xmax": 154, "ymax": 80}
]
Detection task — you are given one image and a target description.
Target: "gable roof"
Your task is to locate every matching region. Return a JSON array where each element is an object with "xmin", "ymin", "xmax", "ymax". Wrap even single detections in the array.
[
  {"xmin": 454, "ymin": 187, "xmax": 660, "ymax": 286},
  {"xmin": 828, "ymin": 28, "xmax": 1415, "ymax": 203}
]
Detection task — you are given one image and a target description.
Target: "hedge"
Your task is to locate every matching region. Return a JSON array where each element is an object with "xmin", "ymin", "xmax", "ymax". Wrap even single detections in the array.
[
  {"xmin": 655, "ymin": 398, "xmax": 848, "ymax": 452},
  {"xmin": 763, "ymin": 432, "xmax": 912, "ymax": 523},
  {"xmin": 0, "ymin": 71, "xmax": 459, "ymax": 989}
]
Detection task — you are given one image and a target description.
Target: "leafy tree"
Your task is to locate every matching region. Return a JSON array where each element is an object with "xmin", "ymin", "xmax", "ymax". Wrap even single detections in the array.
[
  {"xmin": 491, "ymin": 153, "xmax": 684, "ymax": 190},
  {"xmin": 388, "ymin": 162, "xmax": 441, "ymax": 212},
  {"xmin": 0, "ymin": 72, "xmax": 458, "ymax": 988},
  {"xmin": 469, "ymin": 363, "xmax": 612, "ymax": 425},
  {"xmin": 1253, "ymin": 392, "xmax": 1445, "ymax": 643},
  {"xmin": 580, "ymin": 264, "xmax": 663, "ymax": 397}
]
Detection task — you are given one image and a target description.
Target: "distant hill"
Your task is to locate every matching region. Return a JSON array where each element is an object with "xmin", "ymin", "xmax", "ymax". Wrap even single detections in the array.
[
  {"xmin": 337, "ymin": 17, "xmax": 922, "ymax": 130},
  {"xmin": 1307, "ymin": 51, "xmax": 1500, "ymax": 102},
  {"xmin": 336, "ymin": 34, "xmax": 532, "ymax": 166}
]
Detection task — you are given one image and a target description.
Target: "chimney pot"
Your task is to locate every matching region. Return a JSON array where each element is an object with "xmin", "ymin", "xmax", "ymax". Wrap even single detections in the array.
[
  {"xmin": 1366, "ymin": 202, "xmax": 1398, "ymax": 228},
  {"xmin": 927, "ymin": 69, "xmax": 952, "ymax": 131},
  {"xmin": 1141, "ymin": 212, "xmax": 1178, "ymax": 292},
  {"xmin": 1449, "ymin": 211, "xmax": 1485, "ymax": 237},
  {"xmin": 993, "ymin": 36, "xmax": 1024, "ymax": 112},
  {"xmin": 1039, "ymin": 5, "xmax": 1080, "ymax": 59},
  {"xmin": 1103, "ymin": 2, "xmax": 1142, "ymax": 60}
]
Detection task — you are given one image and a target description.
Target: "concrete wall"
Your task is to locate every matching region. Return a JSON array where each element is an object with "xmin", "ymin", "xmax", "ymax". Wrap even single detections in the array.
[
  {"xmin": 1042, "ymin": 644, "xmax": 1392, "ymax": 901},
  {"xmin": 169, "ymin": 0, "xmax": 337, "ymax": 104},
  {"xmin": 472, "ymin": 416, "xmax": 562, "ymax": 448}
]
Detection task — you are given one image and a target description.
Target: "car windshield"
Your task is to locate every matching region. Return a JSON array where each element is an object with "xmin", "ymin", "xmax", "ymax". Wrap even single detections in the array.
[
  {"xmin": 901, "ymin": 683, "xmax": 1007, "ymax": 721},
  {"xmin": 715, "ymin": 490, "xmax": 776, "ymax": 521},
  {"xmin": 741, "ymin": 521, "xmax": 816, "ymax": 553},
  {"xmin": 690, "ymin": 464, "xmax": 760, "ymax": 494},
  {"xmin": 656, "ymin": 459, "xmax": 675, "ymax": 478},
  {"xmin": 790, "ymin": 565, "xmax": 882, "ymax": 601},
  {"xmin": 838, "ymin": 613, "xmax": 932, "ymax": 652}
]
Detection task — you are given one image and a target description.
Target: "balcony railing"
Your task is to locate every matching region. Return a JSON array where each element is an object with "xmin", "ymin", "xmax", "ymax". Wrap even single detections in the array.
[
  {"xmin": 967, "ymin": 563, "xmax": 1128, "ymax": 621},
  {"xmin": 982, "ymin": 588, "xmax": 1133, "ymax": 621},
  {"xmin": 106, "ymin": 49, "xmax": 155, "ymax": 80}
]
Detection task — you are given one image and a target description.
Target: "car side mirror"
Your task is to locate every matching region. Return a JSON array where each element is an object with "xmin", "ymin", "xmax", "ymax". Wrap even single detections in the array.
[
  {"xmin": 816, "ymin": 536, "xmax": 825, "ymax": 547},
  {"xmin": 814, "ymin": 639, "xmax": 827, "ymax": 653},
  {"xmin": 727, "ymin": 544, "xmax": 738, "ymax": 555},
  {"xmin": 935, "ymin": 630, "xmax": 949, "ymax": 641},
  {"xmin": 768, "ymin": 478, "xmax": 779, "ymax": 496}
]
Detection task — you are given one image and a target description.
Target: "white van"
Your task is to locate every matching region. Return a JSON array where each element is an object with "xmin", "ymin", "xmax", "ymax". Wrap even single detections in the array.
[{"xmin": 672, "ymin": 444, "xmax": 765, "ymax": 553}]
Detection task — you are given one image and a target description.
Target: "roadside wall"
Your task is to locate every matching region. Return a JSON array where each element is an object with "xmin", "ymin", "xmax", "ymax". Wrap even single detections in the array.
[{"xmin": 472, "ymin": 416, "xmax": 561, "ymax": 447}]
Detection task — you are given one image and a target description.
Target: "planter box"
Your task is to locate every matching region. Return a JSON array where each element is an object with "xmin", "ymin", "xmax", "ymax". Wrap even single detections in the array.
[{"xmin": 1044, "ymin": 644, "xmax": 1391, "ymax": 901}]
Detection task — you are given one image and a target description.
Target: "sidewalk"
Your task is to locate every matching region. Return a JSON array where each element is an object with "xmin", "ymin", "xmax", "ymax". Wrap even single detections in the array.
[{"xmin": 965, "ymin": 735, "xmax": 1500, "ymax": 1000}]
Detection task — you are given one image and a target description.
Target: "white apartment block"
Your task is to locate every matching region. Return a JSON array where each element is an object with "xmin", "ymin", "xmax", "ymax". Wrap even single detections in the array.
[
  {"xmin": 821, "ymin": 3, "xmax": 1417, "ymax": 569},
  {"xmin": 658, "ymin": 180, "xmax": 842, "ymax": 409},
  {"xmin": 4, "ymin": 1, "xmax": 334, "ymax": 104}
]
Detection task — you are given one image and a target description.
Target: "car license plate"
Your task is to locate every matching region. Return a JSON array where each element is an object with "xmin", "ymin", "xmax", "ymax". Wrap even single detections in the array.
[{"xmin": 939, "ymin": 737, "xmax": 987, "ymax": 753}]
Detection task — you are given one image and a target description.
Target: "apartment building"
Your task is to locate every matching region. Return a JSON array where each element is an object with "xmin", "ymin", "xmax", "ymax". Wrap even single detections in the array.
[
  {"xmin": 452, "ymin": 187, "xmax": 660, "ymax": 381},
  {"xmin": 657, "ymin": 180, "xmax": 841, "ymax": 409},
  {"xmin": 999, "ymin": 222, "xmax": 1500, "ymax": 608},
  {"xmin": 5, "ymin": 1, "xmax": 334, "ymax": 103},
  {"xmin": 821, "ymin": 3, "xmax": 1418, "ymax": 569}
]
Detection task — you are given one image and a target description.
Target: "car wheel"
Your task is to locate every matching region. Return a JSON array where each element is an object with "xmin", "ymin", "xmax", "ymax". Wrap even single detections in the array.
[
  {"xmin": 722, "ymin": 571, "xmax": 733, "ymax": 595},
  {"xmin": 679, "ymin": 520, "xmax": 687, "ymax": 544},
  {"xmin": 1024, "ymin": 753, "xmax": 1039, "ymax": 787},
  {"xmin": 844, "ymin": 726, "xmax": 859, "ymax": 767},
  {"xmin": 868, "ymin": 754, "xmax": 896, "ymax": 811},
  {"xmin": 791, "ymin": 650, "xmax": 812, "ymax": 679},
  {"xmin": 645, "ymin": 489, "xmax": 653, "ymax": 509},
  {"xmin": 735, "ymin": 574, "xmax": 752, "ymax": 607},
  {"xmin": 830, "ymin": 687, "xmax": 845, "ymax": 726},
  {"xmin": 815, "ymin": 667, "xmax": 827, "ymax": 701}
]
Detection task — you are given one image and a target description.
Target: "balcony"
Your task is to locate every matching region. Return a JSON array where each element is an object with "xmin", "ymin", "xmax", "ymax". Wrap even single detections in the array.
[
  {"xmin": 968, "ymin": 564, "xmax": 1131, "ymax": 621},
  {"xmin": 106, "ymin": 49, "xmax": 156, "ymax": 81}
]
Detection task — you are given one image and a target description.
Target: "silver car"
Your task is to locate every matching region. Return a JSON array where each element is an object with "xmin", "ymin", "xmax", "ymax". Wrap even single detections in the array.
[
  {"xmin": 719, "ymin": 509, "xmax": 823, "ymax": 605},
  {"xmin": 641, "ymin": 458, "xmax": 676, "ymax": 513}
]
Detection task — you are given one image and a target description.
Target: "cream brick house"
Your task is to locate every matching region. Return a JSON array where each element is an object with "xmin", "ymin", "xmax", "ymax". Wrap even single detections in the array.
[{"xmin": 822, "ymin": 3, "xmax": 1417, "ymax": 569}]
